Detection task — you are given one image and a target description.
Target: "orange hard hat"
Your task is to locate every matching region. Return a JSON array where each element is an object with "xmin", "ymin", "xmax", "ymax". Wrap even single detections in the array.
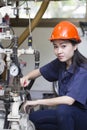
[{"xmin": 50, "ymin": 21, "xmax": 81, "ymax": 43}]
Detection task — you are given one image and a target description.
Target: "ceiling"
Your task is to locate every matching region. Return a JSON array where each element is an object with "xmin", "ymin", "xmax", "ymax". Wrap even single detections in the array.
[
  {"xmin": 0, "ymin": 0, "xmax": 87, "ymax": 46},
  {"xmin": 0, "ymin": 0, "xmax": 87, "ymax": 27}
]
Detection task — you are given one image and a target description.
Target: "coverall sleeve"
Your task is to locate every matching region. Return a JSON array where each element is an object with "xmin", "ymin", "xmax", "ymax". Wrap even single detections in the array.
[{"xmin": 40, "ymin": 59, "xmax": 60, "ymax": 82}]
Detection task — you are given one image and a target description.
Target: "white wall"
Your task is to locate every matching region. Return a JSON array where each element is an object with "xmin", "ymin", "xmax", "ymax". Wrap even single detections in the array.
[
  {"xmin": 13, "ymin": 27, "xmax": 55, "ymax": 92},
  {"xmin": 12, "ymin": 27, "xmax": 87, "ymax": 94}
]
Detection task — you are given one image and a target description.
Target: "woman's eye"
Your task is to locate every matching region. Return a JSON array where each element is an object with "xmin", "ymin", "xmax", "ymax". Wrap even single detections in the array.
[
  {"xmin": 61, "ymin": 45, "xmax": 66, "ymax": 48},
  {"xmin": 54, "ymin": 46, "xmax": 58, "ymax": 49}
]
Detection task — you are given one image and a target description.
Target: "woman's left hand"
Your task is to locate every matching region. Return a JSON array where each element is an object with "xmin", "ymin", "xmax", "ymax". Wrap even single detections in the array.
[{"xmin": 23, "ymin": 100, "xmax": 38, "ymax": 112}]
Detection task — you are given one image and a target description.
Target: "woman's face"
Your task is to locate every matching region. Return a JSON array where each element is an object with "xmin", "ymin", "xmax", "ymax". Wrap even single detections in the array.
[{"xmin": 53, "ymin": 40, "xmax": 77, "ymax": 67}]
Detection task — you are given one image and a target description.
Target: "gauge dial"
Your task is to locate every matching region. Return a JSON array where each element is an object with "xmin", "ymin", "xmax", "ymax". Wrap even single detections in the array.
[{"xmin": 10, "ymin": 64, "xmax": 19, "ymax": 76}]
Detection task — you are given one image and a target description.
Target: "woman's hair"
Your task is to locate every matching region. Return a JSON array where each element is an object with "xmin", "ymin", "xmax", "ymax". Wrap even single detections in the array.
[{"xmin": 70, "ymin": 39, "xmax": 87, "ymax": 72}]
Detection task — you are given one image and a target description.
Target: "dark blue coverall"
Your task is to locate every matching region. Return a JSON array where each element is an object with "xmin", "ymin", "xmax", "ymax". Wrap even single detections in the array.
[{"xmin": 29, "ymin": 58, "xmax": 87, "ymax": 130}]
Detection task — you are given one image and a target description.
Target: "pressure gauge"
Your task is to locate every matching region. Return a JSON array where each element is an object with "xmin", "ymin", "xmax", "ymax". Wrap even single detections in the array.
[
  {"xmin": 0, "ymin": 59, "xmax": 5, "ymax": 75},
  {"xmin": 10, "ymin": 64, "xmax": 19, "ymax": 76}
]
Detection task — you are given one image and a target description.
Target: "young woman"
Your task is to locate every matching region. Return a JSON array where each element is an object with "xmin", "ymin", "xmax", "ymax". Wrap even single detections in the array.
[{"xmin": 20, "ymin": 21, "xmax": 87, "ymax": 130}]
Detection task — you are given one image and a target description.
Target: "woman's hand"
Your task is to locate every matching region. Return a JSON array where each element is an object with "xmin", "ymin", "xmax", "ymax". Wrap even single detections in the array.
[
  {"xmin": 20, "ymin": 76, "xmax": 30, "ymax": 87},
  {"xmin": 23, "ymin": 100, "xmax": 38, "ymax": 112},
  {"xmin": 20, "ymin": 69, "xmax": 41, "ymax": 87}
]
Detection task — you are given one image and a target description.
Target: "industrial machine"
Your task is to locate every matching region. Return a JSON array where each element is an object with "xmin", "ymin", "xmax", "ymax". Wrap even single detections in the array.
[{"xmin": 0, "ymin": 18, "xmax": 40, "ymax": 130}]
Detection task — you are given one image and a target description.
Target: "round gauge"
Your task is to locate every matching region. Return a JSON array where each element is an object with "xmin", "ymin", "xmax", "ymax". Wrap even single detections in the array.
[
  {"xmin": 0, "ymin": 59, "xmax": 5, "ymax": 75},
  {"xmin": 10, "ymin": 64, "xmax": 19, "ymax": 76}
]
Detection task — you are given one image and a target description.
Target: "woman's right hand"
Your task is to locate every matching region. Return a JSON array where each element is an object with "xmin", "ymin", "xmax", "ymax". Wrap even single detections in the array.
[
  {"xmin": 20, "ymin": 76, "xmax": 30, "ymax": 87},
  {"xmin": 20, "ymin": 69, "xmax": 41, "ymax": 87}
]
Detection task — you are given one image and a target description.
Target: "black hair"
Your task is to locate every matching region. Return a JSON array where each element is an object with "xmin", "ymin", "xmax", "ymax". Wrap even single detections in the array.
[{"xmin": 70, "ymin": 39, "xmax": 87, "ymax": 72}]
